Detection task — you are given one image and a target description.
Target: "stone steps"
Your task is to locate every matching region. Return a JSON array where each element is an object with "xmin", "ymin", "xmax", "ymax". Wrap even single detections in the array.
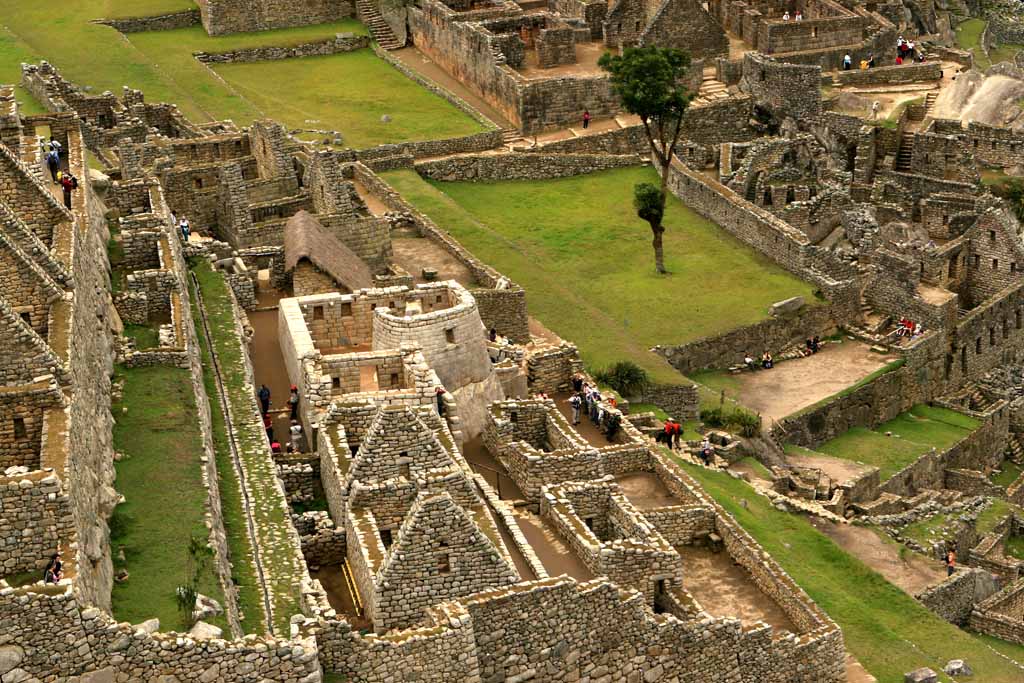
[
  {"xmin": 357, "ymin": 0, "xmax": 403, "ymax": 50},
  {"xmin": 895, "ymin": 131, "xmax": 913, "ymax": 172},
  {"xmin": 924, "ymin": 92, "xmax": 937, "ymax": 116}
]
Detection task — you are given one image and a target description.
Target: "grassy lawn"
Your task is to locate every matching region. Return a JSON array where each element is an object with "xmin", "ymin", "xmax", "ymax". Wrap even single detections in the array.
[
  {"xmin": 189, "ymin": 274, "xmax": 265, "ymax": 634},
  {"xmin": 901, "ymin": 512, "xmax": 957, "ymax": 548},
  {"xmin": 0, "ymin": 6, "xmax": 478, "ymax": 146},
  {"xmin": 211, "ymin": 51, "xmax": 484, "ymax": 148},
  {"xmin": 382, "ymin": 167, "xmax": 817, "ymax": 385},
  {"xmin": 991, "ymin": 461, "xmax": 1023, "ymax": 489},
  {"xmin": 676, "ymin": 454, "xmax": 1024, "ymax": 681},
  {"xmin": 110, "ymin": 364, "xmax": 227, "ymax": 632},
  {"xmin": 812, "ymin": 404, "xmax": 978, "ymax": 481},
  {"xmin": 1006, "ymin": 534, "xmax": 1024, "ymax": 561},
  {"xmin": 976, "ymin": 499, "xmax": 1019, "ymax": 535},
  {"xmin": 192, "ymin": 259, "xmax": 303, "ymax": 635},
  {"xmin": 124, "ymin": 323, "xmax": 159, "ymax": 349}
]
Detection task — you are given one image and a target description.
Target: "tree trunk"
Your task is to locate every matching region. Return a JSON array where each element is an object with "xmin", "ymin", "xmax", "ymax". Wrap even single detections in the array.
[
  {"xmin": 653, "ymin": 159, "xmax": 671, "ymax": 274},
  {"xmin": 652, "ymin": 225, "xmax": 666, "ymax": 274}
]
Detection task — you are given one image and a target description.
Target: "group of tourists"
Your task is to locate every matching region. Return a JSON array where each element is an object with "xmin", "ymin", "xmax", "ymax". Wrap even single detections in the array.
[
  {"xmin": 567, "ymin": 373, "xmax": 621, "ymax": 441},
  {"xmin": 43, "ymin": 552, "xmax": 63, "ymax": 584},
  {"xmin": 895, "ymin": 36, "xmax": 923, "ymax": 65},
  {"xmin": 743, "ymin": 351, "xmax": 774, "ymax": 371},
  {"xmin": 258, "ymin": 383, "xmax": 303, "ymax": 453},
  {"xmin": 43, "ymin": 137, "xmax": 78, "ymax": 209},
  {"xmin": 780, "ymin": 10, "xmax": 803, "ymax": 21},
  {"xmin": 895, "ymin": 318, "xmax": 923, "ymax": 338},
  {"xmin": 655, "ymin": 418, "xmax": 684, "ymax": 450}
]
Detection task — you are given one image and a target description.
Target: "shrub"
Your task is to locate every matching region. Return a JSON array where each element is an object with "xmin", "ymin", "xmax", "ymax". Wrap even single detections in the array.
[
  {"xmin": 595, "ymin": 361, "xmax": 649, "ymax": 398},
  {"xmin": 700, "ymin": 407, "xmax": 724, "ymax": 427},
  {"xmin": 727, "ymin": 409, "xmax": 761, "ymax": 437}
]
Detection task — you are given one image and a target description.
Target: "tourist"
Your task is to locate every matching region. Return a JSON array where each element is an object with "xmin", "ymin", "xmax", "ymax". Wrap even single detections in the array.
[
  {"xmin": 700, "ymin": 436, "xmax": 713, "ymax": 466},
  {"xmin": 605, "ymin": 412, "xmax": 620, "ymax": 441},
  {"xmin": 569, "ymin": 392, "xmax": 582, "ymax": 425},
  {"xmin": 43, "ymin": 553, "xmax": 62, "ymax": 583},
  {"xmin": 944, "ymin": 548, "xmax": 957, "ymax": 576},
  {"xmin": 607, "ymin": 395, "xmax": 617, "ymax": 409},
  {"xmin": 744, "ymin": 353, "xmax": 757, "ymax": 371},
  {"xmin": 867, "ymin": 54, "xmax": 875, "ymax": 68},
  {"xmin": 761, "ymin": 351, "xmax": 774, "ymax": 369},
  {"xmin": 48, "ymin": 137, "xmax": 61, "ymax": 159},
  {"xmin": 582, "ymin": 110, "xmax": 591, "ymax": 129},
  {"xmin": 179, "ymin": 216, "xmax": 191, "ymax": 242},
  {"xmin": 782, "ymin": 11, "xmax": 790, "ymax": 21},
  {"xmin": 434, "ymin": 386, "xmax": 446, "ymax": 416},
  {"xmin": 60, "ymin": 173, "xmax": 75, "ymax": 209},
  {"xmin": 571, "ymin": 372, "xmax": 584, "ymax": 393},
  {"xmin": 263, "ymin": 412, "xmax": 274, "ymax": 443},
  {"xmin": 258, "ymin": 384, "xmax": 271, "ymax": 414},
  {"xmin": 289, "ymin": 419, "xmax": 303, "ymax": 452},
  {"xmin": 794, "ymin": 10, "xmax": 802, "ymax": 20},
  {"xmin": 871, "ymin": 101, "xmax": 880, "ymax": 120},
  {"xmin": 488, "ymin": 327, "xmax": 497, "ymax": 342},
  {"xmin": 271, "ymin": 440, "xmax": 282, "ymax": 454},
  {"xmin": 46, "ymin": 148, "xmax": 60, "ymax": 183},
  {"xmin": 895, "ymin": 54, "xmax": 903, "ymax": 66},
  {"xmin": 672, "ymin": 419, "xmax": 682, "ymax": 450},
  {"xmin": 289, "ymin": 384, "xmax": 300, "ymax": 419},
  {"xmin": 811, "ymin": 335, "xmax": 821, "ymax": 353},
  {"xmin": 662, "ymin": 420, "xmax": 675, "ymax": 449},
  {"xmin": 590, "ymin": 390, "xmax": 601, "ymax": 424},
  {"xmin": 843, "ymin": 53, "xmax": 852, "ymax": 70}
]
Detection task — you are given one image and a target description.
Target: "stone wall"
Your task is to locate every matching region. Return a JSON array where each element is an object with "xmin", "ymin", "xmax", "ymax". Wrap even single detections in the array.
[
  {"xmin": 196, "ymin": 0, "xmax": 354, "ymax": 35},
  {"xmin": 739, "ymin": 53, "xmax": 821, "ymax": 124},
  {"xmin": 95, "ymin": 9, "xmax": 201, "ymax": 33},
  {"xmin": 193, "ymin": 34, "xmax": 369, "ymax": 63},
  {"xmin": 834, "ymin": 62, "xmax": 942, "ymax": 86},
  {"xmin": 969, "ymin": 576, "xmax": 1024, "ymax": 645},
  {"xmin": 414, "ymin": 152, "xmax": 642, "ymax": 182},
  {"xmin": 655, "ymin": 302, "xmax": 836, "ymax": 374}
]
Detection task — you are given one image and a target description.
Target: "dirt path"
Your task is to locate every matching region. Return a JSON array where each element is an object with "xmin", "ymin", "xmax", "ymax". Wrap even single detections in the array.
[
  {"xmin": 514, "ymin": 510, "xmax": 594, "ymax": 581},
  {"xmin": 675, "ymin": 545, "xmax": 796, "ymax": 634},
  {"xmin": 247, "ymin": 289, "xmax": 299, "ymax": 448},
  {"xmin": 614, "ymin": 472, "xmax": 679, "ymax": 509},
  {"xmin": 352, "ymin": 179, "xmax": 389, "ymax": 216},
  {"xmin": 785, "ymin": 451, "xmax": 872, "ymax": 485},
  {"xmin": 726, "ymin": 341, "xmax": 897, "ymax": 422},
  {"xmin": 810, "ymin": 519, "xmax": 947, "ymax": 595}
]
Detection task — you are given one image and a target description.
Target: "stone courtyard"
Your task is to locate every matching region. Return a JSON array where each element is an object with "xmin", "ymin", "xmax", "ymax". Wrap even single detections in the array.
[{"xmin": 3, "ymin": 0, "xmax": 1024, "ymax": 681}]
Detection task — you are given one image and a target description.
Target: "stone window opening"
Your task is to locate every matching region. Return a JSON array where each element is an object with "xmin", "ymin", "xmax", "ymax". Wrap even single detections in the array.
[
  {"xmin": 811, "ymin": 27, "xmax": 818, "ymax": 38},
  {"xmin": 399, "ymin": 461, "xmax": 410, "ymax": 479},
  {"xmin": 340, "ymin": 302, "xmax": 353, "ymax": 316},
  {"xmin": 993, "ymin": 258, "xmax": 999, "ymax": 270},
  {"xmin": 194, "ymin": 177, "xmax": 204, "ymax": 190},
  {"xmin": 990, "ymin": 327, "xmax": 996, "ymax": 346},
  {"xmin": 976, "ymin": 337, "xmax": 982, "ymax": 354},
  {"xmin": 18, "ymin": 311, "xmax": 30, "ymax": 326},
  {"xmin": 510, "ymin": 411, "xmax": 518, "ymax": 423},
  {"xmin": 390, "ymin": 373, "xmax": 399, "ymax": 385},
  {"xmin": 380, "ymin": 528, "xmax": 393, "ymax": 549},
  {"xmin": 438, "ymin": 554, "xmax": 451, "ymax": 573},
  {"xmin": 990, "ymin": 230, "xmax": 996, "ymax": 243},
  {"xmin": 1016, "ymin": 309, "xmax": 1022, "ymax": 330},
  {"xmin": 944, "ymin": 353, "xmax": 952, "ymax": 380},
  {"xmin": 961, "ymin": 346, "xmax": 968, "ymax": 373},
  {"xmin": 973, "ymin": 255, "xmax": 980, "ymax": 268},
  {"xmin": 313, "ymin": 305, "xmax": 324, "ymax": 320},
  {"xmin": 436, "ymin": 295, "xmax": 443, "ymax": 304},
  {"xmin": 584, "ymin": 517, "xmax": 594, "ymax": 530},
  {"xmin": 1013, "ymin": 263, "xmax": 1018, "ymax": 274},
  {"xmin": 331, "ymin": 376, "xmax": 341, "ymax": 390},
  {"xmin": 445, "ymin": 327, "xmax": 456, "ymax": 344},
  {"xmin": 12, "ymin": 418, "xmax": 26, "ymax": 440}
]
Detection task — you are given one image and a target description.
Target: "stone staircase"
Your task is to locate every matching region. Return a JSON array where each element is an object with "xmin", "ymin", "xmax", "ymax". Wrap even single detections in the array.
[
  {"xmin": 924, "ymin": 92, "xmax": 937, "ymax": 117},
  {"xmin": 1006, "ymin": 432, "xmax": 1024, "ymax": 465},
  {"xmin": 693, "ymin": 74, "xmax": 729, "ymax": 106},
  {"xmin": 894, "ymin": 131, "xmax": 913, "ymax": 172},
  {"xmin": 356, "ymin": 0, "xmax": 403, "ymax": 50}
]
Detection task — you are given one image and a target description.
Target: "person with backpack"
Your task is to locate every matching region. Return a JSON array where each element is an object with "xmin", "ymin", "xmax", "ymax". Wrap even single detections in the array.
[
  {"xmin": 45, "ymin": 149, "xmax": 60, "ymax": 183},
  {"xmin": 289, "ymin": 385, "xmax": 300, "ymax": 419},
  {"xmin": 258, "ymin": 384, "xmax": 271, "ymax": 414},
  {"xmin": 569, "ymin": 393, "xmax": 582, "ymax": 425}
]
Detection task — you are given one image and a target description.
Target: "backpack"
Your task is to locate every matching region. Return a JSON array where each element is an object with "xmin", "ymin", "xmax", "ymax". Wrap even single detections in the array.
[{"xmin": 70, "ymin": 176, "xmax": 78, "ymax": 190}]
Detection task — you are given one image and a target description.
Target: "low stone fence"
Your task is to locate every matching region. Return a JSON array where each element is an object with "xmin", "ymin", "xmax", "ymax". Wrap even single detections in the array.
[
  {"xmin": 94, "ymin": 9, "xmax": 200, "ymax": 33},
  {"xmin": 654, "ymin": 303, "xmax": 835, "ymax": 375},
  {"xmin": 915, "ymin": 567, "xmax": 999, "ymax": 625},
  {"xmin": 414, "ymin": 152, "xmax": 642, "ymax": 182},
  {"xmin": 194, "ymin": 34, "xmax": 369, "ymax": 63},
  {"xmin": 969, "ymin": 576, "xmax": 1024, "ymax": 645},
  {"xmin": 833, "ymin": 62, "xmax": 942, "ymax": 87}
]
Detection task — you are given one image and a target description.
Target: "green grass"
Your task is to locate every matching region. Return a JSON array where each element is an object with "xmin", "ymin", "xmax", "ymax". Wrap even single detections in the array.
[
  {"xmin": 189, "ymin": 274, "xmax": 265, "ymax": 635},
  {"xmin": 811, "ymin": 404, "xmax": 978, "ymax": 481},
  {"xmin": 382, "ymin": 167, "xmax": 818, "ymax": 386},
  {"xmin": 957, "ymin": 18, "xmax": 990, "ymax": 69},
  {"xmin": 734, "ymin": 456, "xmax": 772, "ymax": 479},
  {"xmin": 1005, "ymin": 534, "xmax": 1024, "ymax": 561},
  {"xmin": 675, "ymin": 455, "xmax": 1024, "ymax": 682},
  {"xmin": 628, "ymin": 402, "xmax": 670, "ymax": 421},
  {"xmin": 990, "ymin": 461, "xmax": 1023, "ymax": 489},
  {"xmin": 0, "ymin": 6, "xmax": 476, "ymax": 146},
  {"xmin": 124, "ymin": 323, "xmax": 159, "ymax": 350},
  {"xmin": 2, "ymin": 570, "xmax": 39, "ymax": 587},
  {"xmin": 192, "ymin": 259, "xmax": 303, "ymax": 635},
  {"xmin": 210, "ymin": 51, "xmax": 484, "ymax": 148},
  {"xmin": 901, "ymin": 512, "xmax": 957, "ymax": 548},
  {"xmin": 110, "ymin": 365, "xmax": 227, "ymax": 632},
  {"xmin": 976, "ymin": 499, "xmax": 1019, "ymax": 535}
]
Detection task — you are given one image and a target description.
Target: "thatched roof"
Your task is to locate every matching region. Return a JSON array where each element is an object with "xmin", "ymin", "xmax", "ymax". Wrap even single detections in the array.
[{"xmin": 284, "ymin": 210, "xmax": 373, "ymax": 291}]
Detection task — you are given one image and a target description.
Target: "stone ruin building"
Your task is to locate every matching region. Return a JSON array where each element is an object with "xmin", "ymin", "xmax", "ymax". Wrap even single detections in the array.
[{"xmin": 3, "ymin": 0, "xmax": 1024, "ymax": 679}]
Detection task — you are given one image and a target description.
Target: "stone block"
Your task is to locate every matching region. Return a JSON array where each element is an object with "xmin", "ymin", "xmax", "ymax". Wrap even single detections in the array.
[
  {"xmin": 904, "ymin": 668, "xmax": 938, "ymax": 683},
  {"xmin": 769, "ymin": 296, "xmax": 805, "ymax": 316}
]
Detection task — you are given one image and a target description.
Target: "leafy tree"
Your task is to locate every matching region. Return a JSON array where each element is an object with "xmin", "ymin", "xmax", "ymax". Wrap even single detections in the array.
[{"xmin": 599, "ymin": 46, "xmax": 693, "ymax": 274}]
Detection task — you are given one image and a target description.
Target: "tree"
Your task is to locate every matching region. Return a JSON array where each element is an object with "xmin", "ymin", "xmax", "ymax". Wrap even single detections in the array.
[{"xmin": 599, "ymin": 46, "xmax": 693, "ymax": 274}]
